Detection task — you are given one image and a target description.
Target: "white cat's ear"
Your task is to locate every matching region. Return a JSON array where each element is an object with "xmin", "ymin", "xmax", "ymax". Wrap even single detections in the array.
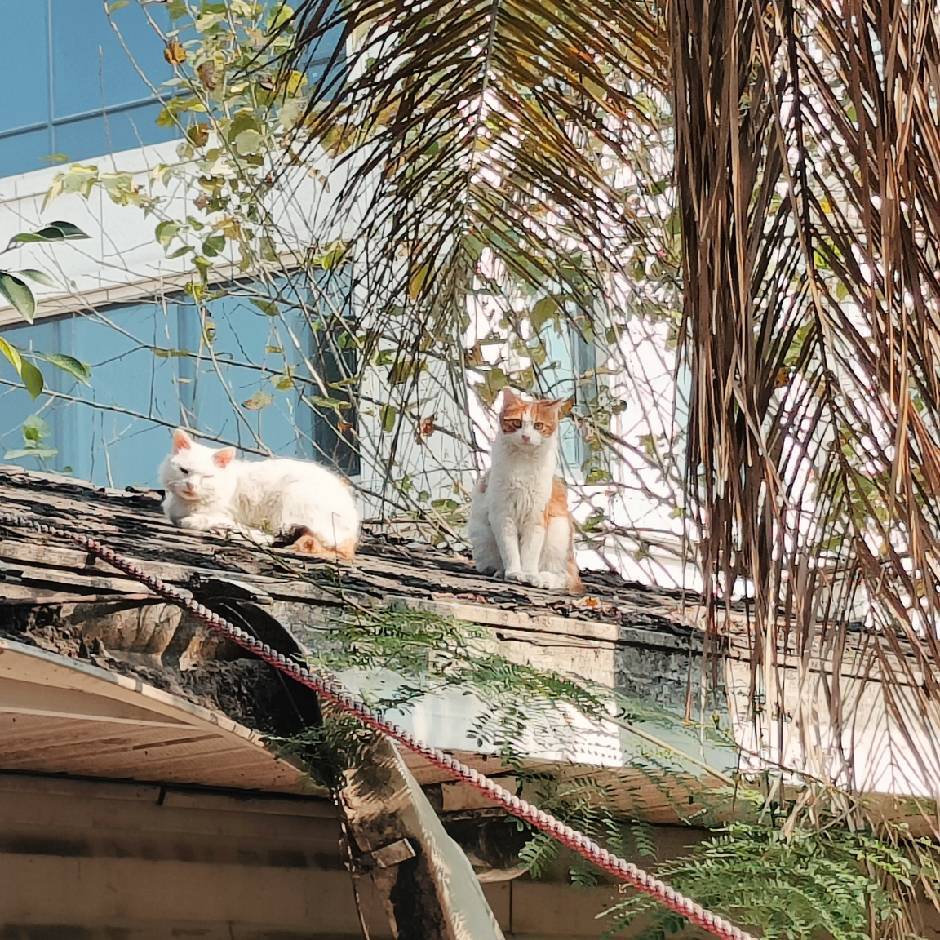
[
  {"xmin": 213, "ymin": 447, "xmax": 237, "ymax": 468},
  {"xmin": 171, "ymin": 428, "xmax": 193, "ymax": 453},
  {"xmin": 499, "ymin": 387, "xmax": 520, "ymax": 410},
  {"xmin": 555, "ymin": 396, "xmax": 575, "ymax": 418}
]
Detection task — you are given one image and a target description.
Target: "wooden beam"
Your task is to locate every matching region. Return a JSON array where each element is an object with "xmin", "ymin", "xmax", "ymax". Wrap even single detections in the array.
[{"xmin": 339, "ymin": 735, "xmax": 506, "ymax": 940}]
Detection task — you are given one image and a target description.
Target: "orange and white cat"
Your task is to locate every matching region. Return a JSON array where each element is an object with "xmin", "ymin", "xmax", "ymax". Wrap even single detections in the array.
[{"xmin": 469, "ymin": 389, "xmax": 583, "ymax": 593}]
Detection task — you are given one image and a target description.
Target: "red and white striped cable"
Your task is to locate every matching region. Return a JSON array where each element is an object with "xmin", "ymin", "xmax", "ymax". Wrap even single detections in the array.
[{"xmin": 0, "ymin": 512, "xmax": 755, "ymax": 940}]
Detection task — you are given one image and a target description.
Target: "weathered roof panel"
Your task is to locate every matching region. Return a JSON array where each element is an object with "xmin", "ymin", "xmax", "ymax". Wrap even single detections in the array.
[
  {"xmin": 0, "ymin": 464, "xmax": 705, "ymax": 635},
  {"xmin": 0, "ymin": 638, "xmax": 318, "ymax": 793}
]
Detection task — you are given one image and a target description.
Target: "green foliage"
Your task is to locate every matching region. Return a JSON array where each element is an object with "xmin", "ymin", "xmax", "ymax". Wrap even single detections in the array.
[
  {"xmin": 39, "ymin": 3, "xmax": 369, "ymax": 492},
  {"xmin": 0, "ymin": 223, "xmax": 92, "ymax": 402},
  {"xmin": 270, "ymin": 606, "xmax": 735, "ymax": 790},
  {"xmin": 516, "ymin": 775, "xmax": 660, "ymax": 888},
  {"xmin": 0, "ymin": 221, "xmax": 89, "ymax": 323},
  {"xmin": 269, "ymin": 606, "xmax": 939, "ymax": 940},
  {"xmin": 4, "ymin": 414, "xmax": 58, "ymax": 462},
  {"xmin": 275, "ymin": 605, "xmax": 742, "ymax": 889},
  {"xmin": 600, "ymin": 821, "xmax": 940, "ymax": 940},
  {"xmin": 302, "ymin": 606, "xmax": 711, "ymax": 748},
  {"xmin": 0, "ymin": 273, "xmax": 35, "ymax": 322},
  {"xmin": 48, "ymin": 2, "xmax": 318, "ymax": 281},
  {"xmin": 34, "ymin": 0, "xmax": 689, "ymax": 546}
]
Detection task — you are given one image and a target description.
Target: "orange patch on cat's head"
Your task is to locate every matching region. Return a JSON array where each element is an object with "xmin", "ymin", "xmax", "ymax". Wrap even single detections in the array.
[{"xmin": 498, "ymin": 389, "xmax": 574, "ymax": 437}]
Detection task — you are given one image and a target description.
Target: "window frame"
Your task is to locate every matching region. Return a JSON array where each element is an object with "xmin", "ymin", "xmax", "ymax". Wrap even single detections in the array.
[
  {"xmin": 532, "ymin": 298, "xmax": 605, "ymax": 481},
  {"xmin": 0, "ymin": 0, "xmax": 179, "ymax": 177}
]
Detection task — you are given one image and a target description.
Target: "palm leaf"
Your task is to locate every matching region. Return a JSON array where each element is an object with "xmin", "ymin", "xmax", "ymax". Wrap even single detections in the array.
[
  {"xmin": 284, "ymin": 0, "xmax": 940, "ymax": 828},
  {"xmin": 278, "ymin": 0, "xmax": 677, "ymax": 537},
  {"xmin": 672, "ymin": 0, "xmax": 940, "ymax": 837},
  {"xmin": 278, "ymin": 0, "xmax": 940, "ymax": 930}
]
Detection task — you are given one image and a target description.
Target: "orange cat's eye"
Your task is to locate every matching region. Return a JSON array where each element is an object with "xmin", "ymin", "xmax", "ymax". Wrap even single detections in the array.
[
  {"xmin": 502, "ymin": 418, "xmax": 522, "ymax": 431},
  {"xmin": 533, "ymin": 421, "xmax": 544, "ymax": 430}
]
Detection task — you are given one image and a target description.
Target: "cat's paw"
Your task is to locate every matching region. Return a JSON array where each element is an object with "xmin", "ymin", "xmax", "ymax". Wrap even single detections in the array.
[
  {"xmin": 229, "ymin": 525, "xmax": 271, "ymax": 544},
  {"xmin": 520, "ymin": 570, "xmax": 545, "ymax": 588},
  {"xmin": 504, "ymin": 568, "xmax": 525, "ymax": 583},
  {"xmin": 180, "ymin": 514, "xmax": 234, "ymax": 534},
  {"xmin": 537, "ymin": 571, "xmax": 567, "ymax": 590}
]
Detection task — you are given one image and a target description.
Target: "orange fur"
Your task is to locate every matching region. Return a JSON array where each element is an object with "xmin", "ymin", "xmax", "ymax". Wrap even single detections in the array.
[
  {"xmin": 499, "ymin": 390, "xmax": 575, "ymax": 438},
  {"xmin": 288, "ymin": 531, "xmax": 357, "ymax": 561},
  {"xmin": 542, "ymin": 476, "xmax": 583, "ymax": 594},
  {"xmin": 334, "ymin": 536, "xmax": 357, "ymax": 560},
  {"xmin": 567, "ymin": 554, "xmax": 584, "ymax": 595},
  {"xmin": 542, "ymin": 476, "xmax": 570, "ymax": 526},
  {"xmin": 487, "ymin": 389, "xmax": 583, "ymax": 595}
]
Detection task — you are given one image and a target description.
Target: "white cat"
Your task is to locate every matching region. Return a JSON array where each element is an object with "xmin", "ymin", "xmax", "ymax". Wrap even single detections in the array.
[
  {"xmin": 468, "ymin": 389, "xmax": 583, "ymax": 593},
  {"xmin": 159, "ymin": 428, "xmax": 360, "ymax": 560}
]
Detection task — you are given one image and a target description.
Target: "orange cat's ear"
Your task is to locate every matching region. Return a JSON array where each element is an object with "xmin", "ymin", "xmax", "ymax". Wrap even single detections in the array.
[
  {"xmin": 500, "ymin": 387, "xmax": 520, "ymax": 410},
  {"xmin": 555, "ymin": 396, "xmax": 575, "ymax": 418},
  {"xmin": 213, "ymin": 447, "xmax": 236, "ymax": 468},
  {"xmin": 171, "ymin": 428, "xmax": 193, "ymax": 453}
]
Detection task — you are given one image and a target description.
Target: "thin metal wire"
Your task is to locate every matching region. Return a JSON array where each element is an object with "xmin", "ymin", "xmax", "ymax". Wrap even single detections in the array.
[{"xmin": 0, "ymin": 511, "xmax": 756, "ymax": 940}]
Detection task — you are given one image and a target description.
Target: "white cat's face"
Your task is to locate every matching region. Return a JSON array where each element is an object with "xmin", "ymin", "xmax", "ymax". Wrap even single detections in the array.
[{"xmin": 161, "ymin": 429, "xmax": 237, "ymax": 503}]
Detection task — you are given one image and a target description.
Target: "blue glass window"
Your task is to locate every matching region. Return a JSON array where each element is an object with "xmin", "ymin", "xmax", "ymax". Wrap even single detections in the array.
[
  {"xmin": 0, "ymin": 0, "xmax": 345, "ymax": 177},
  {"xmin": 0, "ymin": 281, "xmax": 360, "ymax": 487},
  {"xmin": 0, "ymin": 0, "xmax": 178, "ymax": 177}
]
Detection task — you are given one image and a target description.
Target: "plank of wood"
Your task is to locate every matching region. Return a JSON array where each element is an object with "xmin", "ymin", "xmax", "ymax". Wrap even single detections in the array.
[{"xmin": 340, "ymin": 736, "xmax": 506, "ymax": 940}]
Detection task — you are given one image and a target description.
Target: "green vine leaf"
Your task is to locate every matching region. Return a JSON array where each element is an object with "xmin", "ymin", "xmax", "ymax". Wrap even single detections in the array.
[
  {"xmin": 0, "ymin": 338, "xmax": 23, "ymax": 375},
  {"xmin": 242, "ymin": 390, "xmax": 273, "ymax": 410},
  {"xmin": 38, "ymin": 353, "xmax": 92, "ymax": 386},
  {"xmin": 20, "ymin": 360, "xmax": 44, "ymax": 398},
  {"xmin": 7, "ymin": 221, "xmax": 89, "ymax": 248},
  {"xmin": 155, "ymin": 221, "xmax": 181, "ymax": 248},
  {"xmin": 0, "ymin": 273, "xmax": 36, "ymax": 322},
  {"xmin": 18, "ymin": 269, "xmax": 56, "ymax": 288}
]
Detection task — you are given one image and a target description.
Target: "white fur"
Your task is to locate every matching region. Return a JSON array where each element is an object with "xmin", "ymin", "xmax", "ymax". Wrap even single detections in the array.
[
  {"xmin": 468, "ymin": 397, "xmax": 575, "ymax": 591},
  {"xmin": 159, "ymin": 429, "xmax": 359, "ymax": 551}
]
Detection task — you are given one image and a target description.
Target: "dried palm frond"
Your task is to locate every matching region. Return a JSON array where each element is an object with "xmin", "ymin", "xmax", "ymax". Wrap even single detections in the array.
[
  {"xmin": 280, "ymin": 0, "xmax": 681, "ymax": 552},
  {"xmin": 671, "ymin": 0, "xmax": 940, "ymax": 849},
  {"xmin": 279, "ymin": 0, "xmax": 940, "ymax": 930},
  {"xmin": 282, "ymin": 0, "xmax": 940, "ymax": 827}
]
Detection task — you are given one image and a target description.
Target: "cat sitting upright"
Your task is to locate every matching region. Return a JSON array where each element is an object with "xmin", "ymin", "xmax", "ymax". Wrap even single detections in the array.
[
  {"xmin": 159, "ymin": 428, "xmax": 360, "ymax": 560},
  {"xmin": 468, "ymin": 388, "xmax": 583, "ymax": 593}
]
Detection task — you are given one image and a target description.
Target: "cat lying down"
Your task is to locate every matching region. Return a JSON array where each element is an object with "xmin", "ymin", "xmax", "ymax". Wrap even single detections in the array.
[
  {"xmin": 159, "ymin": 428, "xmax": 360, "ymax": 560},
  {"xmin": 469, "ymin": 388, "xmax": 583, "ymax": 594}
]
